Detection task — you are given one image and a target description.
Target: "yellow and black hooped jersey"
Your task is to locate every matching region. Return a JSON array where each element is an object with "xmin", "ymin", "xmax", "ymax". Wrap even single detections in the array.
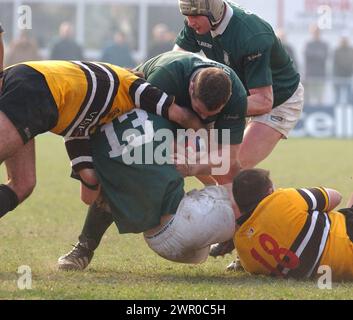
[
  {"xmin": 234, "ymin": 187, "xmax": 352, "ymax": 280},
  {"xmin": 23, "ymin": 61, "xmax": 174, "ymax": 171}
]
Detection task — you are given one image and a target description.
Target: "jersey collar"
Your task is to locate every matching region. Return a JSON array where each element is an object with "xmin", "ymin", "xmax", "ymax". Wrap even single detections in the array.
[{"xmin": 211, "ymin": 2, "xmax": 233, "ymax": 38}]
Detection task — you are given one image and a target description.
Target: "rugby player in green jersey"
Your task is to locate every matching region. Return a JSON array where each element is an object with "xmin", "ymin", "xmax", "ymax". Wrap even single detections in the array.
[
  {"xmin": 57, "ymin": 109, "xmax": 237, "ymax": 270},
  {"xmin": 175, "ymin": 0, "xmax": 303, "ymax": 168},
  {"xmin": 136, "ymin": 50, "xmax": 248, "ymax": 184},
  {"xmin": 175, "ymin": 0, "xmax": 304, "ymax": 258}
]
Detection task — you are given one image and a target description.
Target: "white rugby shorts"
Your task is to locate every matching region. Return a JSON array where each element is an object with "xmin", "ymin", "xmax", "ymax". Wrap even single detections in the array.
[
  {"xmin": 144, "ymin": 186, "xmax": 235, "ymax": 264},
  {"xmin": 250, "ymin": 82, "xmax": 305, "ymax": 138}
]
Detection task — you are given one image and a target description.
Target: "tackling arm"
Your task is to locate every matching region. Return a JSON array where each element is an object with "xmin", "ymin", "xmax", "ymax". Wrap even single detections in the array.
[
  {"xmin": 247, "ymin": 86, "xmax": 274, "ymax": 116},
  {"xmin": 80, "ymin": 169, "xmax": 101, "ymax": 205},
  {"xmin": 176, "ymin": 144, "xmax": 241, "ymax": 184},
  {"xmin": 168, "ymin": 103, "xmax": 205, "ymax": 131},
  {"xmin": 65, "ymin": 137, "xmax": 100, "ymax": 205}
]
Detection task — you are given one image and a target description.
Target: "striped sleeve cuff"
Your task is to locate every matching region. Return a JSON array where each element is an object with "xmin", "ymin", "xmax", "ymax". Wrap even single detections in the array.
[
  {"xmin": 65, "ymin": 137, "xmax": 94, "ymax": 172},
  {"xmin": 129, "ymin": 78, "xmax": 175, "ymax": 119},
  {"xmin": 297, "ymin": 187, "xmax": 329, "ymax": 212}
]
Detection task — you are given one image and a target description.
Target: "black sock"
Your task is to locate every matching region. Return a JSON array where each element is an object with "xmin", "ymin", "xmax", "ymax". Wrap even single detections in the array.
[
  {"xmin": 0, "ymin": 185, "xmax": 19, "ymax": 219},
  {"xmin": 79, "ymin": 202, "xmax": 114, "ymax": 251}
]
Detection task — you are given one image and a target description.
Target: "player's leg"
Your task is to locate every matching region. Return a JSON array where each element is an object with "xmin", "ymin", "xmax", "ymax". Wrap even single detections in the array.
[
  {"xmin": 4, "ymin": 139, "xmax": 36, "ymax": 202},
  {"xmin": 240, "ymin": 83, "xmax": 304, "ymax": 168},
  {"xmin": 0, "ymin": 111, "xmax": 30, "ymax": 219},
  {"xmin": 0, "ymin": 65, "xmax": 59, "ymax": 218},
  {"xmin": 0, "ymin": 111, "xmax": 25, "ymax": 162},
  {"xmin": 58, "ymin": 202, "xmax": 114, "ymax": 271},
  {"xmin": 238, "ymin": 122, "xmax": 283, "ymax": 169}
]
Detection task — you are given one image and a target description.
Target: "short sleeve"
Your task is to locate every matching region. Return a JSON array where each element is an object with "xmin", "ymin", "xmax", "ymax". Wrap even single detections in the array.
[
  {"xmin": 296, "ymin": 187, "xmax": 330, "ymax": 212},
  {"xmin": 243, "ymin": 34, "xmax": 274, "ymax": 89},
  {"xmin": 129, "ymin": 77, "xmax": 175, "ymax": 119}
]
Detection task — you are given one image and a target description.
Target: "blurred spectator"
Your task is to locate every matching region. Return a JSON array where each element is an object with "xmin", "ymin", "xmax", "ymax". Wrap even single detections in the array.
[
  {"xmin": 101, "ymin": 30, "xmax": 135, "ymax": 68},
  {"xmin": 304, "ymin": 25, "xmax": 329, "ymax": 106},
  {"xmin": 276, "ymin": 29, "xmax": 298, "ymax": 71},
  {"xmin": 50, "ymin": 22, "xmax": 84, "ymax": 60},
  {"xmin": 147, "ymin": 24, "xmax": 175, "ymax": 59},
  {"xmin": 5, "ymin": 30, "xmax": 41, "ymax": 66},
  {"xmin": 333, "ymin": 34, "xmax": 353, "ymax": 105}
]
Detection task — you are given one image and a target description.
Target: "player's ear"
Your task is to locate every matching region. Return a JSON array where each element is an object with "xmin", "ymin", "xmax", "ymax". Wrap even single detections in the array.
[
  {"xmin": 189, "ymin": 80, "xmax": 195, "ymax": 96},
  {"xmin": 268, "ymin": 184, "xmax": 275, "ymax": 195}
]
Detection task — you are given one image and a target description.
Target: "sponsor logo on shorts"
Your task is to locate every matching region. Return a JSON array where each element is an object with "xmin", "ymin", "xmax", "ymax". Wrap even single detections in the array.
[{"xmin": 270, "ymin": 115, "xmax": 284, "ymax": 123}]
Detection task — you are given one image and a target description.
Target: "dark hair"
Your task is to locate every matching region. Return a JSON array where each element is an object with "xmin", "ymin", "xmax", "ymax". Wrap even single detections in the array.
[
  {"xmin": 233, "ymin": 169, "xmax": 273, "ymax": 215},
  {"xmin": 193, "ymin": 67, "xmax": 232, "ymax": 111}
]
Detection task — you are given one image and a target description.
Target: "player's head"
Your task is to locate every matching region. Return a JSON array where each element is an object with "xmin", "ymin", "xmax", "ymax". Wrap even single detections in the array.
[
  {"xmin": 178, "ymin": 0, "xmax": 225, "ymax": 34},
  {"xmin": 189, "ymin": 67, "xmax": 231, "ymax": 120},
  {"xmin": 233, "ymin": 169, "xmax": 274, "ymax": 215}
]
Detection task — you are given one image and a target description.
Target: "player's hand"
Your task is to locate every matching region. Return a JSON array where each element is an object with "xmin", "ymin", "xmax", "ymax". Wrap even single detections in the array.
[
  {"xmin": 80, "ymin": 183, "xmax": 101, "ymax": 206},
  {"xmin": 173, "ymin": 152, "xmax": 191, "ymax": 177},
  {"xmin": 78, "ymin": 168, "xmax": 100, "ymax": 205},
  {"xmin": 79, "ymin": 168, "xmax": 98, "ymax": 185}
]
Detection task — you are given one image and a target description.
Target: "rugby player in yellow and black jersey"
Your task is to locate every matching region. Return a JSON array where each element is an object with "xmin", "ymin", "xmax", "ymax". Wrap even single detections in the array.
[
  {"xmin": 232, "ymin": 169, "xmax": 353, "ymax": 281},
  {"xmin": 0, "ymin": 59, "xmax": 203, "ymax": 220}
]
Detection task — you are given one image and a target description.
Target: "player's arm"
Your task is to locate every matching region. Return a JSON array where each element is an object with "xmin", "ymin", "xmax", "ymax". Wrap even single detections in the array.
[
  {"xmin": 129, "ymin": 77, "xmax": 204, "ymax": 130},
  {"xmin": 0, "ymin": 23, "xmax": 5, "ymax": 91},
  {"xmin": 79, "ymin": 169, "xmax": 100, "ymax": 205},
  {"xmin": 243, "ymin": 35, "xmax": 275, "ymax": 116},
  {"xmin": 168, "ymin": 102, "xmax": 205, "ymax": 130},
  {"xmin": 206, "ymin": 96, "xmax": 247, "ymax": 184},
  {"xmin": 324, "ymin": 188, "xmax": 342, "ymax": 211},
  {"xmin": 177, "ymin": 100, "xmax": 246, "ymax": 183},
  {"xmin": 297, "ymin": 187, "xmax": 342, "ymax": 212},
  {"xmin": 211, "ymin": 145, "xmax": 242, "ymax": 185},
  {"xmin": 177, "ymin": 144, "xmax": 241, "ymax": 183},
  {"xmin": 65, "ymin": 137, "xmax": 100, "ymax": 205},
  {"xmin": 247, "ymin": 86, "xmax": 274, "ymax": 116},
  {"xmin": 195, "ymin": 175, "xmax": 219, "ymax": 186}
]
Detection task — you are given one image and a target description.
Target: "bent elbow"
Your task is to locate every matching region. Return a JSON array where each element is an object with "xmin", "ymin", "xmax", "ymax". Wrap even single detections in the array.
[{"xmin": 264, "ymin": 97, "xmax": 274, "ymax": 113}]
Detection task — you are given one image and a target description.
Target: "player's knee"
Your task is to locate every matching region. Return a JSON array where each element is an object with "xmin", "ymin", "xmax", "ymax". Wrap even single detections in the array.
[
  {"xmin": 23, "ymin": 177, "xmax": 36, "ymax": 199},
  {"xmin": 23, "ymin": 181, "xmax": 36, "ymax": 200},
  {"xmin": 11, "ymin": 177, "xmax": 36, "ymax": 202}
]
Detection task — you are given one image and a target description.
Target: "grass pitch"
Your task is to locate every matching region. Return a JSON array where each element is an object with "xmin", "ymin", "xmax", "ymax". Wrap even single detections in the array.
[{"xmin": 1, "ymin": 135, "xmax": 353, "ymax": 300}]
